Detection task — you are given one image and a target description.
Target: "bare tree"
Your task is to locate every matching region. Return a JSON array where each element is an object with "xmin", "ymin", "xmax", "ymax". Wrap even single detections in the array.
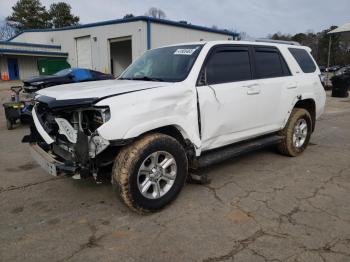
[
  {"xmin": 123, "ymin": 14, "xmax": 134, "ymax": 19},
  {"xmin": 238, "ymin": 31, "xmax": 248, "ymax": 40},
  {"xmin": 0, "ymin": 21, "xmax": 16, "ymax": 40},
  {"xmin": 145, "ymin": 7, "xmax": 166, "ymax": 19}
]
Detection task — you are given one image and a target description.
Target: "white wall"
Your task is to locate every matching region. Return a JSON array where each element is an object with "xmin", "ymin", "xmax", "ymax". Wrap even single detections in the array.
[
  {"xmin": 54, "ymin": 21, "xmax": 146, "ymax": 73},
  {"xmin": 12, "ymin": 21, "xmax": 147, "ymax": 73},
  {"xmin": 11, "ymin": 31, "xmax": 57, "ymax": 45},
  {"xmin": 150, "ymin": 23, "xmax": 232, "ymax": 49}
]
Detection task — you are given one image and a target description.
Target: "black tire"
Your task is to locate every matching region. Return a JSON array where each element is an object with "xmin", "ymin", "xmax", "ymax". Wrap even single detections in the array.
[
  {"xmin": 277, "ymin": 108, "xmax": 312, "ymax": 157},
  {"xmin": 112, "ymin": 133, "xmax": 188, "ymax": 213},
  {"xmin": 6, "ymin": 119, "xmax": 13, "ymax": 130}
]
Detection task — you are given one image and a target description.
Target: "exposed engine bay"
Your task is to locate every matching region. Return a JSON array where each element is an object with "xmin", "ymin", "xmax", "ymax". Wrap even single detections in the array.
[{"xmin": 23, "ymin": 96, "xmax": 118, "ymax": 181}]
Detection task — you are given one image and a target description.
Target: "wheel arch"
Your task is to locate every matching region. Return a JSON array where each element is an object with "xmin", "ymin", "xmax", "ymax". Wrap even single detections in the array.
[
  {"xmin": 293, "ymin": 98, "xmax": 316, "ymax": 132},
  {"xmin": 145, "ymin": 125, "xmax": 187, "ymax": 145},
  {"xmin": 139, "ymin": 125, "xmax": 197, "ymax": 164}
]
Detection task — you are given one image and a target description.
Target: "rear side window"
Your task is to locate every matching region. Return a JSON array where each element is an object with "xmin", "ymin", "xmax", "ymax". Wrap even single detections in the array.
[
  {"xmin": 254, "ymin": 48, "xmax": 291, "ymax": 78},
  {"xmin": 288, "ymin": 48, "xmax": 316, "ymax": 73},
  {"xmin": 206, "ymin": 49, "xmax": 252, "ymax": 85}
]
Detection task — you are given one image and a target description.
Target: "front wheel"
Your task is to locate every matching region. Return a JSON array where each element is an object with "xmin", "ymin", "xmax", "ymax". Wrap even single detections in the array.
[
  {"xmin": 277, "ymin": 108, "xmax": 312, "ymax": 157},
  {"xmin": 112, "ymin": 133, "xmax": 188, "ymax": 213}
]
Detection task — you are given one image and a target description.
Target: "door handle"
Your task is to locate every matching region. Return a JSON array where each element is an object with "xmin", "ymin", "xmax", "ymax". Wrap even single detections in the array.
[
  {"xmin": 243, "ymin": 83, "xmax": 260, "ymax": 95},
  {"xmin": 247, "ymin": 88, "xmax": 260, "ymax": 95},
  {"xmin": 287, "ymin": 85, "xmax": 297, "ymax": 89}
]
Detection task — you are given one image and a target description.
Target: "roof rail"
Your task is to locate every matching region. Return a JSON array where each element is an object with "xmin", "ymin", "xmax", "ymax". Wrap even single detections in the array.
[{"xmin": 254, "ymin": 39, "xmax": 301, "ymax": 46}]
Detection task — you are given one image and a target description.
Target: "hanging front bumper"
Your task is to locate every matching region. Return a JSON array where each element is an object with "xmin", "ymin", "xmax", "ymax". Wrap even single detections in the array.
[{"xmin": 29, "ymin": 143, "xmax": 77, "ymax": 176}]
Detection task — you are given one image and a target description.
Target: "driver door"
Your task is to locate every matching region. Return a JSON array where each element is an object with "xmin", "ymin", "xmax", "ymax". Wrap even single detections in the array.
[{"xmin": 196, "ymin": 45, "xmax": 262, "ymax": 151}]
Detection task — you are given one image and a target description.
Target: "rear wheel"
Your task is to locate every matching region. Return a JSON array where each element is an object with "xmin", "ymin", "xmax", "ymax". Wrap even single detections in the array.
[
  {"xmin": 6, "ymin": 119, "xmax": 13, "ymax": 130},
  {"xmin": 112, "ymin": 133, "xmax": 188, "ymax": 213},
  {"xmin": 277, "ymin": 108, "xmax": 312, "ymax": 157}
]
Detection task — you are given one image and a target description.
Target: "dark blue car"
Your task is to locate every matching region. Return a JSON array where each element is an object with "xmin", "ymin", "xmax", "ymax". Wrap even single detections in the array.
[{"xmin": 23, "ymin": 68, "xmax": 114, "ymax": 93}]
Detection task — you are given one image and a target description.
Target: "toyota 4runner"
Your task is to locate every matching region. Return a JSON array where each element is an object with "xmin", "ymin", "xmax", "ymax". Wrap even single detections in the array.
[{"xmin": 23, "ymin": 40, "xmax": 326, "ymax": 212}]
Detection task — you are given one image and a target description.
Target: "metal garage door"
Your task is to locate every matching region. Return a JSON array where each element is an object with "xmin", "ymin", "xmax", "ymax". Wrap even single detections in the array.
[{"xmin": 76, "ymin": 36, "xmax": 92, "ymax": 69}]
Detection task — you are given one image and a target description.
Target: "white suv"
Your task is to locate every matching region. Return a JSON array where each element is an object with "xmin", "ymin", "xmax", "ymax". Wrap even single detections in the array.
[{"xmin": 23, "ymin": 40, "xmax": 326, "ymax": 212}]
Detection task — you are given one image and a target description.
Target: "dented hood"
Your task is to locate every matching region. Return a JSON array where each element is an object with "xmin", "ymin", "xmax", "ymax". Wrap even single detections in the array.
[{"xmin": 36, "ymin": 79, "xmax": 170, "ymax": 101}]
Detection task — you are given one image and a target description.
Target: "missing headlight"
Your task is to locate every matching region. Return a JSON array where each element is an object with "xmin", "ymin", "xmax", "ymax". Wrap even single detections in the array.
[{"xmin": 93, "ymin": 107, "xmax": 111, "ymax": 125}]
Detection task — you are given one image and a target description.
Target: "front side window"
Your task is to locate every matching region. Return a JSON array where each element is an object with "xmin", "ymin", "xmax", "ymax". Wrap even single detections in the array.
[
  {"xmin": 288, "ymin": 48, "xmax": 316, "ymax": 73},
  {"xmin": 120, "ymin": 44, "xmax": 203, "ymax": 82},
  {"xmin": 254, "ymin": 48, "xmax": 290, "ymax": 78},
  {"xmin": 205, "ymin": 48, "xmax": 252, "ymax": 85}
]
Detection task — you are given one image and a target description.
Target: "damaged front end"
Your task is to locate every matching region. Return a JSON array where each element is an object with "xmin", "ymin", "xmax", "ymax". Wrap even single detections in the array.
[{"xmin": 23, "ymin": 95, "xmax": 116, "ymax": 181}]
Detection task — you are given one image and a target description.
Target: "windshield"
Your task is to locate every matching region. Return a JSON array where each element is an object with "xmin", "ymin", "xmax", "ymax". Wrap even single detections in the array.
[
  {"xmin": 54, "ymin": 68, "xmax": 73, "ymax": 76},
  {"xmin": 120, "ymin": 44, "xmax": 203, "ymax": 82}
]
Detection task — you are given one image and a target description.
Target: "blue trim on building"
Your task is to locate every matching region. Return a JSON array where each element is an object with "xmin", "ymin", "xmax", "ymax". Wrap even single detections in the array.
[
  {"xmin": 0, "ymin": 41, "xmax": 61, "ymax": 49},
  {"xmin": 146, "ymin": 18, "xmax": 151, "ymax": 50},
  {"xmin": 8, "ymin": 16, "xmax": 238, "ymax": 41},
  {"xmin": 0, "ymin": 49, "xmax": 68, "ymax": 57}
]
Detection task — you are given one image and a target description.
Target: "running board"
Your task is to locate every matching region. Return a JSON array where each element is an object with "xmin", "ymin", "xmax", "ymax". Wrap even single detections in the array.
[{"xmin": 197, "ymin": 135, "xmax": 284, "ymax": 168}]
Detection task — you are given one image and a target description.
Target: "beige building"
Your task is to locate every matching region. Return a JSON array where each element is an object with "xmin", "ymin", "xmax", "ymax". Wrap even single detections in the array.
[
  {"xmin": 0, "ymin": 41, "xmax": 67, "ymax": 80},
  {"xmin": 5, "ymin": 16, "xmax": 238, "ymax": 79}
]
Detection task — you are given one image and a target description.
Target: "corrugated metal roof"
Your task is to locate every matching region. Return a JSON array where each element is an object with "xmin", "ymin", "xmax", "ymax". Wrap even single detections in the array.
[
  {"xmin": 8, "ymin": 16, "xmax": 238, "ymax": 41},
  {"xmin": 0, "ymin": 49, "xmax": 68, "ymax": 57},
  {"xmin": 328, "ymin": 22, "xmax": 350, "ymax": 34},
  {"xmin": 0, "ymin": 41, "xmax": 60, "ymax": 49}
]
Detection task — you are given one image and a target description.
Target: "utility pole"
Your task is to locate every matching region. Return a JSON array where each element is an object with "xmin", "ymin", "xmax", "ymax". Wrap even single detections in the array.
[
  {"xmin": 326, "ymin": 34, "xmax": 332, "ymax": 87},
  {"xmin": 327, "ymin": 34, "xmax": 332, "ymax": 68}
]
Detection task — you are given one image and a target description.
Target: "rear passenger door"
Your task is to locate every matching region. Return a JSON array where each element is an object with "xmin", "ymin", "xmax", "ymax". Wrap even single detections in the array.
[
  {"xmin": 251, "ymin": 46, "xmax": 296, "ymax": 130},
  {"xmin": 196, "ymin": 45, "xmax": 262, "ymax": 151}
]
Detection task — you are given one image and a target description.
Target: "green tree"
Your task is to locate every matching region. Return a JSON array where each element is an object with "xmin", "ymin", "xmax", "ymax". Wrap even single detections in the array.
[
  {"xmin": 48, "ymin": 2, "xmax": 79, "ymax": 28},
  {"xmin": 123, "ymin": 14, "xmax": 134, "ymax": 19},
  {"xmin": 7, "ymin": 0, "xmax": 49, "ymax": 30},
  {"xmin": 268, "ymin": 26, "xmax": 350, "ymax": 66}
]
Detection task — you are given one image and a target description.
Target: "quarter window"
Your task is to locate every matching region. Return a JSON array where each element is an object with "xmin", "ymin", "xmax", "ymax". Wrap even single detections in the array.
[
  {"xmin": 288, "ymin": 48, "xmax": 316, "ymax": 73},
  {"xmin": 254, "ymin": 48, "xmax": 290, "ymax": 78},
  {"xmin": 206, "ymin": 49, "xmax": 252, "ymax": 85}
]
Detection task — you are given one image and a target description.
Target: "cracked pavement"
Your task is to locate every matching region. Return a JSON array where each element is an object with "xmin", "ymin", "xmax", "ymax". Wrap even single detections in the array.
[{"xmin": 0, "ymin": 86, "xmax": 350, "ymax": 262}]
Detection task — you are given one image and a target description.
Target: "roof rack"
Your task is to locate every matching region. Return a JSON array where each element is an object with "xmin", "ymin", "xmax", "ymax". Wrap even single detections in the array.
[{"xmin": 254, "ymin": 39, "xmax": 301, "ymax": 46}]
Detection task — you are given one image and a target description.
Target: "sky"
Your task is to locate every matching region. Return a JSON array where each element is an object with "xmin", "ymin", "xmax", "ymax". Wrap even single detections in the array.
[{"xmin": 0, "ymin": 0, "xmax": 349, "ymax": 37}]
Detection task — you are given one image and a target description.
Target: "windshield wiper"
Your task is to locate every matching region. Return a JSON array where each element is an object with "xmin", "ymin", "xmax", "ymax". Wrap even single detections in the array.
[{"xmin": 130, "ymin": 76, "xmax": 165, "ymax": 82}]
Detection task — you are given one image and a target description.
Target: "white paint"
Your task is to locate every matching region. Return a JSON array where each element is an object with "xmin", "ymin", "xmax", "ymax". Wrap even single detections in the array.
[
  {"xmin": 35, "ymin": 40, "xmax": 326, "ymax": 156},
  {"xmin": 32, "ymin": 105, "xmax": 54, "ymax": 144}
]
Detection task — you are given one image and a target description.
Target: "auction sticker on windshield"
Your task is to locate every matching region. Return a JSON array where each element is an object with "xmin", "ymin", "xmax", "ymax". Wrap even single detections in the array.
[{"xmin": 174, "ymin": 48, "xmax": 198, "ymax": 55}]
